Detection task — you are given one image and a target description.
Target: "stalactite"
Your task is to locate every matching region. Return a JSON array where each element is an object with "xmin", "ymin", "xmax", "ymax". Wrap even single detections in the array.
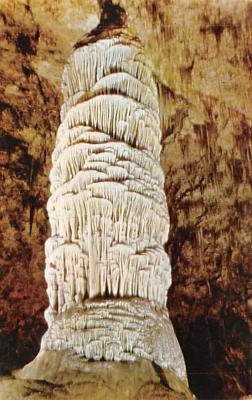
[{"xmin": 41, "ymin": 28, "xmax": 187, "ymax": 381}]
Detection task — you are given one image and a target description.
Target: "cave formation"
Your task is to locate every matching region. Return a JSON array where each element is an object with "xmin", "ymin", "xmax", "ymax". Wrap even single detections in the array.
[
  {"xmin": 19, "ymin": 21, "xmax": 189, "ymax": 387},
  {"xmin": 0, "ymin": 0, "xmax": 251, "ymax": 399}
]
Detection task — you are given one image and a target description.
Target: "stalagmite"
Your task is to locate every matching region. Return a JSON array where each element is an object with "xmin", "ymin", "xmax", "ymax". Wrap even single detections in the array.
[{"xmin": 25, "ymin": 29, "xmax": 187, "ymax": 382}]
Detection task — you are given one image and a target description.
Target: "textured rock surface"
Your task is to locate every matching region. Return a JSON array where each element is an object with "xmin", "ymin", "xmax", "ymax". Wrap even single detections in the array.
[
  {"xmin": 1, "ymin": 353, "xmax": 194, "ymax": 400},
  {"xmin": 47, "ymin": 29, "xmax": 171, "ymax": 311},
  {"xmin": 40, "ymin": 26, "xmax": 186, "ymax": 379},
  {"xmin": 0, "ymin": 0, "xmax": 251, "ymax": 399}
]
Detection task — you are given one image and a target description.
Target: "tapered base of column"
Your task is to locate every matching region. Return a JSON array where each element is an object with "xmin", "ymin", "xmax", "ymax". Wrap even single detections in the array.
[
  {"xmin": 13, "ymin": 349, "xmax": 195, "ymax": 400},
  {"xmin": 39, "ymin": 298, "xmax": 186, "ymax": 381}
]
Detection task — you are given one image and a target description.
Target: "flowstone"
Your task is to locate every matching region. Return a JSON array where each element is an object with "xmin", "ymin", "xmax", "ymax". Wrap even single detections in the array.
[{"xmin": 19, "ymin": 28, "xmax": 187, "ymax": 385}]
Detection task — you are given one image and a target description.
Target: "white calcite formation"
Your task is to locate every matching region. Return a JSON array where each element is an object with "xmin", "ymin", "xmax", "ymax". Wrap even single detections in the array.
[{"xmin": 42, "ymin": 30, "xmax": 187, "ymax": 381}]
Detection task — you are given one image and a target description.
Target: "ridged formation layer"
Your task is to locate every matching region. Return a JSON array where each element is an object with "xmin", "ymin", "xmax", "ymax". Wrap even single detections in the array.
[{"xmin": 42, "ymin": 30, "xmax": 186, "ymax": 381}]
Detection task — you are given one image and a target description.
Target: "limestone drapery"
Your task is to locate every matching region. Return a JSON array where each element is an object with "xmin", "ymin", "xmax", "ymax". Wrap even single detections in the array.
[{"xmin": 42, "ymin": 29, "xmax": 187, "ymax": 381}]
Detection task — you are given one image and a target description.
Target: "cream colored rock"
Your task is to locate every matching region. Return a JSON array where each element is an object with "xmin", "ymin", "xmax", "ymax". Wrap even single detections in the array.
[{"xmin": 21, "ymin": 29, "xmax": 187, "ymax": 382}]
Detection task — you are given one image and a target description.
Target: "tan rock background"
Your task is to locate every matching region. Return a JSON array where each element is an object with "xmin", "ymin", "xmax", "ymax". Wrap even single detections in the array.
[{"xmin": 0, "ymin": 0, "xmax": 251, "ymax": 398}]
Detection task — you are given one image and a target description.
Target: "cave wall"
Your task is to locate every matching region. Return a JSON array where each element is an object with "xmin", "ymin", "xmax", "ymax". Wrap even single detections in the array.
[{"xmin": 0, "ymin": 1, "xmax": 251, "ymax": 399}]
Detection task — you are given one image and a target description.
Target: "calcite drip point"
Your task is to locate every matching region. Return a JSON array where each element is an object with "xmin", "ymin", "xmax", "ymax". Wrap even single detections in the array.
[{"xmin": 20, "ymin": 29, "xmax": 187, "ymax": 383}]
